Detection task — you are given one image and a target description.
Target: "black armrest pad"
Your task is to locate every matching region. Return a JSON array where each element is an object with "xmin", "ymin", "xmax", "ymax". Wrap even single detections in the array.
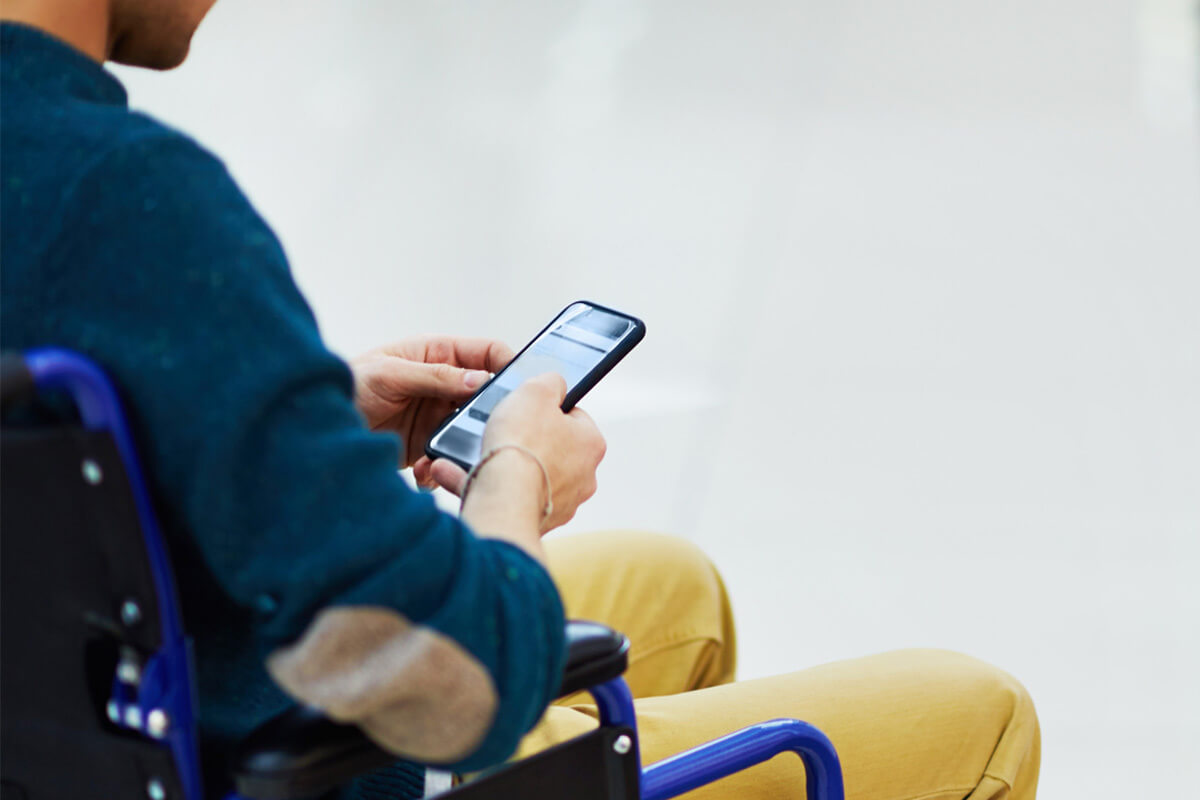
[
  {"xmin": 232, "ymin": 620, "xmax": 631, "ymax": 798},
  {"xmin": 557, "ymin": 620, "xmax": 630, "ymax": 698}
]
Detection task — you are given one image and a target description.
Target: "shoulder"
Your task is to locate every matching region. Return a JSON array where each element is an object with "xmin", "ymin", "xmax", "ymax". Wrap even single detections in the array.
[
  {"xmin": 20, "ymin": 106, "xmax": 312, "ymax": 340},
  {"xmin": 61, "ymin": 113, "xmax": 288, "ymax": 275},
  {"xmin": 78, "ymin": 113, "xmax": 250, "ymax": 221},
  {"xmin": 3, "ymin": 88, "xmax": 272, "ymax": 268},
  {"xmin": 2, "ymin": 74, "xmax": 231, "ymax": 193}
]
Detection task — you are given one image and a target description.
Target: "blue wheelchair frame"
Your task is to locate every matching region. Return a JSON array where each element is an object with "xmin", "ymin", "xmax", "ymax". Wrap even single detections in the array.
[{"xmin": 23, "ymin": 347, "xmax": 844, "ymax": 800}]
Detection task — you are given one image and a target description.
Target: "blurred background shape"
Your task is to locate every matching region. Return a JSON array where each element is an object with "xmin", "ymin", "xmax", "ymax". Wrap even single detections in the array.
[{"xmin": 115, "ymin": 1, "xmax": 1200, "ymax": 796}]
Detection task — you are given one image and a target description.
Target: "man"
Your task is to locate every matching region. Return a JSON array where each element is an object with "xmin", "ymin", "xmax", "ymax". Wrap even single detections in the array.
[{"xmin": 0, "ymin": 2, "xmax": 1040, "ymax": 799}]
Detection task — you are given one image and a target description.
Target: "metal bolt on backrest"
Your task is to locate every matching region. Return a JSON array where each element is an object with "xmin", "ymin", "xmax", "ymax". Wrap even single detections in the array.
[
  {"xmin": 81, "ymin": 458, "xmax": 103, "ymax": 485},
  {"xmin": 121, "ymin": 599, "xmax": 142, "ymax": 626},
  {"xmin": 146, "ymin": 778, "xmax": 166, "ymax": 800},
  {"xmin": 124, "ymin": 705, "xmax": 143, "ymax": 729},
  {"xmin": 147, "ymin": 708, "xmax": 170, "ymax": 739},
  {"xmin": 116, "ymin": 658, "xmax": 141, "ymax": 685},
  {"xmin": 613, "ymin": 734, "xmax": 632, "ymax": 755},
  {"xmin": 117, "ymin": 646, "xmax": 142, "ymax": 685}
]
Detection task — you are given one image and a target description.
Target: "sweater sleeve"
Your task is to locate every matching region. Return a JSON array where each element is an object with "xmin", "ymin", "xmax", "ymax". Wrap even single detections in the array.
[{"xmin": 47, "ymin": 131, "xmax": 566, "ymax": 769}]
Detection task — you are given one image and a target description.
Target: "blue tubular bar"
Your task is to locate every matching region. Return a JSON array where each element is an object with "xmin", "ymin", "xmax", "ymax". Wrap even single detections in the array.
[
  {"xmin": 588, "ymin": 677, "xmax": 641, "ymax": 795},
  {"xmin": 24, "ymin": 348, "xmax": 205, "ymax": 800},
  {"xmin": 588, "ymin": 676, "xmax": 637, "ymax": 730},
  {"xmin": 640, "ymin": 718, "xmax": 845, "ymax": 800}
]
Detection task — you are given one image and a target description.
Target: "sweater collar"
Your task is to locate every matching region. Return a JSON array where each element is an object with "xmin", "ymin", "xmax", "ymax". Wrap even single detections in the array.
[{"xmin": 0, "ymin": 21, "xmax": 127, "ymax": 107}]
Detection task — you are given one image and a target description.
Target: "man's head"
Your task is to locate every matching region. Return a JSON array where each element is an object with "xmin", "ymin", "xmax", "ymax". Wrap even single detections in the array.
[{"xmin": 109, "ymin": 0, "xmax": 218, "ymax": 69}]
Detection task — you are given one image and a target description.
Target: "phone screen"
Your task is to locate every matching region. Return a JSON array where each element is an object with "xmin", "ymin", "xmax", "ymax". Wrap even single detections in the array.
[{"xmin": 427, "ymin": 302, "xmax": 641, "ymax": 468}]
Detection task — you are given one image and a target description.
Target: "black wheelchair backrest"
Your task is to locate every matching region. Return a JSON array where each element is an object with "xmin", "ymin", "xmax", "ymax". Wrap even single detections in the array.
[{"xmin": 1, "ymin": 352, "xmax": 190, "ymax": 800}]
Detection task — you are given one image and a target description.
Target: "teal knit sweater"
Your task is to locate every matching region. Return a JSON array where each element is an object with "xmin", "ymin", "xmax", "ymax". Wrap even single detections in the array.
[{"xmin": 1, "ymin": 22, "xmax": 566, "ymax": 799}]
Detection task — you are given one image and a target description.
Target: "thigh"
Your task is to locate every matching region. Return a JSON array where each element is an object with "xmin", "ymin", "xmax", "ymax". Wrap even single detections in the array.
[
  {"xmin": 544, "ymin": 531, "xmax": 737, "ymax": 698},
  {"xmin": 521, "ymin": 648, "xmax": 1039, "ymax": 800}
]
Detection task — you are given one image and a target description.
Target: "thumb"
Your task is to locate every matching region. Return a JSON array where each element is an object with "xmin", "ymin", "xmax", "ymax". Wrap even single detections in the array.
[
  {"xmin": 527, "ymin": 371, "xmax": 568, "ymax": 404},
  {"xmin": 430, "ymin": 458, "xmax": 469, "ymax": 496}
]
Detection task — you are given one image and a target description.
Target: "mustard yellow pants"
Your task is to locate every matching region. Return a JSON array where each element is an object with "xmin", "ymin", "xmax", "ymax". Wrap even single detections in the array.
[{"xmin": 518, "ymin": 531, "xmax": 1041, "ymax": 800}]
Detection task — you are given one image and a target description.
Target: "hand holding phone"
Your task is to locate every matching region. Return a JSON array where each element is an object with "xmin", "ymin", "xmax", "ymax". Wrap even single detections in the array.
[
  {"xmin": 426, "ymin": 301, "xmax": 645, "ymax": 471},
  {"xmin": 423, "ymin": 301, "xmax": 644, "ymax": 533},
  {"xmin": 469, "ymin": 372, "xmax": 606, "ymax": 531}
]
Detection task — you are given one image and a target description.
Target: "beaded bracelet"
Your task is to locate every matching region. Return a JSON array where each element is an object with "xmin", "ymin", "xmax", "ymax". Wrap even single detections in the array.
[{"xmin": 461, "ymin": 444, "xmax": 554, "ymax": 527}]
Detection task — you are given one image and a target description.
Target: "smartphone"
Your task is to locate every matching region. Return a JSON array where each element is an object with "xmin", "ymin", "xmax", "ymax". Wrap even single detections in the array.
[{"xmin": 425, "ymin": 301, "xmax": 646, "ymax": 470}]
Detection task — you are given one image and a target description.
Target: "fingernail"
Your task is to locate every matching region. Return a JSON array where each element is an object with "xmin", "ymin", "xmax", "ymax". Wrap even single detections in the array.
[{"xmin": 464, "ymin": 370, "xmax": 489, "ymax": 389}]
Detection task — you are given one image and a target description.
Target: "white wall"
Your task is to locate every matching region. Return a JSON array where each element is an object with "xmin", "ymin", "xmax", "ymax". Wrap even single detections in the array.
[{"xmin": 116, "ymin": 1, "xmax": 1200, "ymax": 796}]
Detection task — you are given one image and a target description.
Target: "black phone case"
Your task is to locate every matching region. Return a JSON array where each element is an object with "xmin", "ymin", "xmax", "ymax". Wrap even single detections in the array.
[{"xmin": 424, "ymin": 300, "xmax": 646, "ymax": 471}]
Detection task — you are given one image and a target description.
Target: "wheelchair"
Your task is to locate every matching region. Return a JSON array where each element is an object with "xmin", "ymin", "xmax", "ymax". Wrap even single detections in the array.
[{"xmin": 0, "ymin": 347, "xmax": 845, "ymax": 800}]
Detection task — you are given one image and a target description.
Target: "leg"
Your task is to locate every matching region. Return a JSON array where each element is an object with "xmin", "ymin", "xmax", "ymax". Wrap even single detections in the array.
[
  {"xmin": 526, "ymin": 649, "xmax": 1040, "ymax": 800},
  {"xmin": 542, "ymin": 531, "xmax": 737, "ymax": 699}
]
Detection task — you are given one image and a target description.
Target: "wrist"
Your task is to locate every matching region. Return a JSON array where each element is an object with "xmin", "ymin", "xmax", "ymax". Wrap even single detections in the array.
[
  {"xmin": 464, "ymin": 446, "xmax": 551, "ymax": 519},
  {"xmin": 465, "ymin": 445, "xmax": 543, "ymax": 501},
  {"xmin": 460, "ymin": 449, "xmax": 548, "ymax": 559}
]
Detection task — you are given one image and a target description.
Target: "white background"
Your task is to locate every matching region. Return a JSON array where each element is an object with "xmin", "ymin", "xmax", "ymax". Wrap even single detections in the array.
[{"xmin": 116, "ymin": 1, "xmax": 1200, "ymax": 796}]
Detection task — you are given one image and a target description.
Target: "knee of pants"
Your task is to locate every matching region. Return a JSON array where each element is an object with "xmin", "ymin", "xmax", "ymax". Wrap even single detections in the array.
[
  {"xmin": 628, "ymin": 531, "xmax": 725, "ymax": 586},
  {"xmin": 903, "ymin": 647, "xmax": 1036, "ymax": 710},
  {"xmin": 608, "ymin": 531, "xmax": 734, "ymax": 627},
  {"xmin": 896, "ymin": 648, "xmax": 1041, "ymax": 775},
  {"xmin": 556, "ymin": 530, "xmax": 737, "ymax": 671},
  {"xmin": 560, "ymin": 530, "xmax": 725, "ymax": 596},
  {"xmin": 620, "ymin": 532, "xmax": 737, "ymax": 683}
]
